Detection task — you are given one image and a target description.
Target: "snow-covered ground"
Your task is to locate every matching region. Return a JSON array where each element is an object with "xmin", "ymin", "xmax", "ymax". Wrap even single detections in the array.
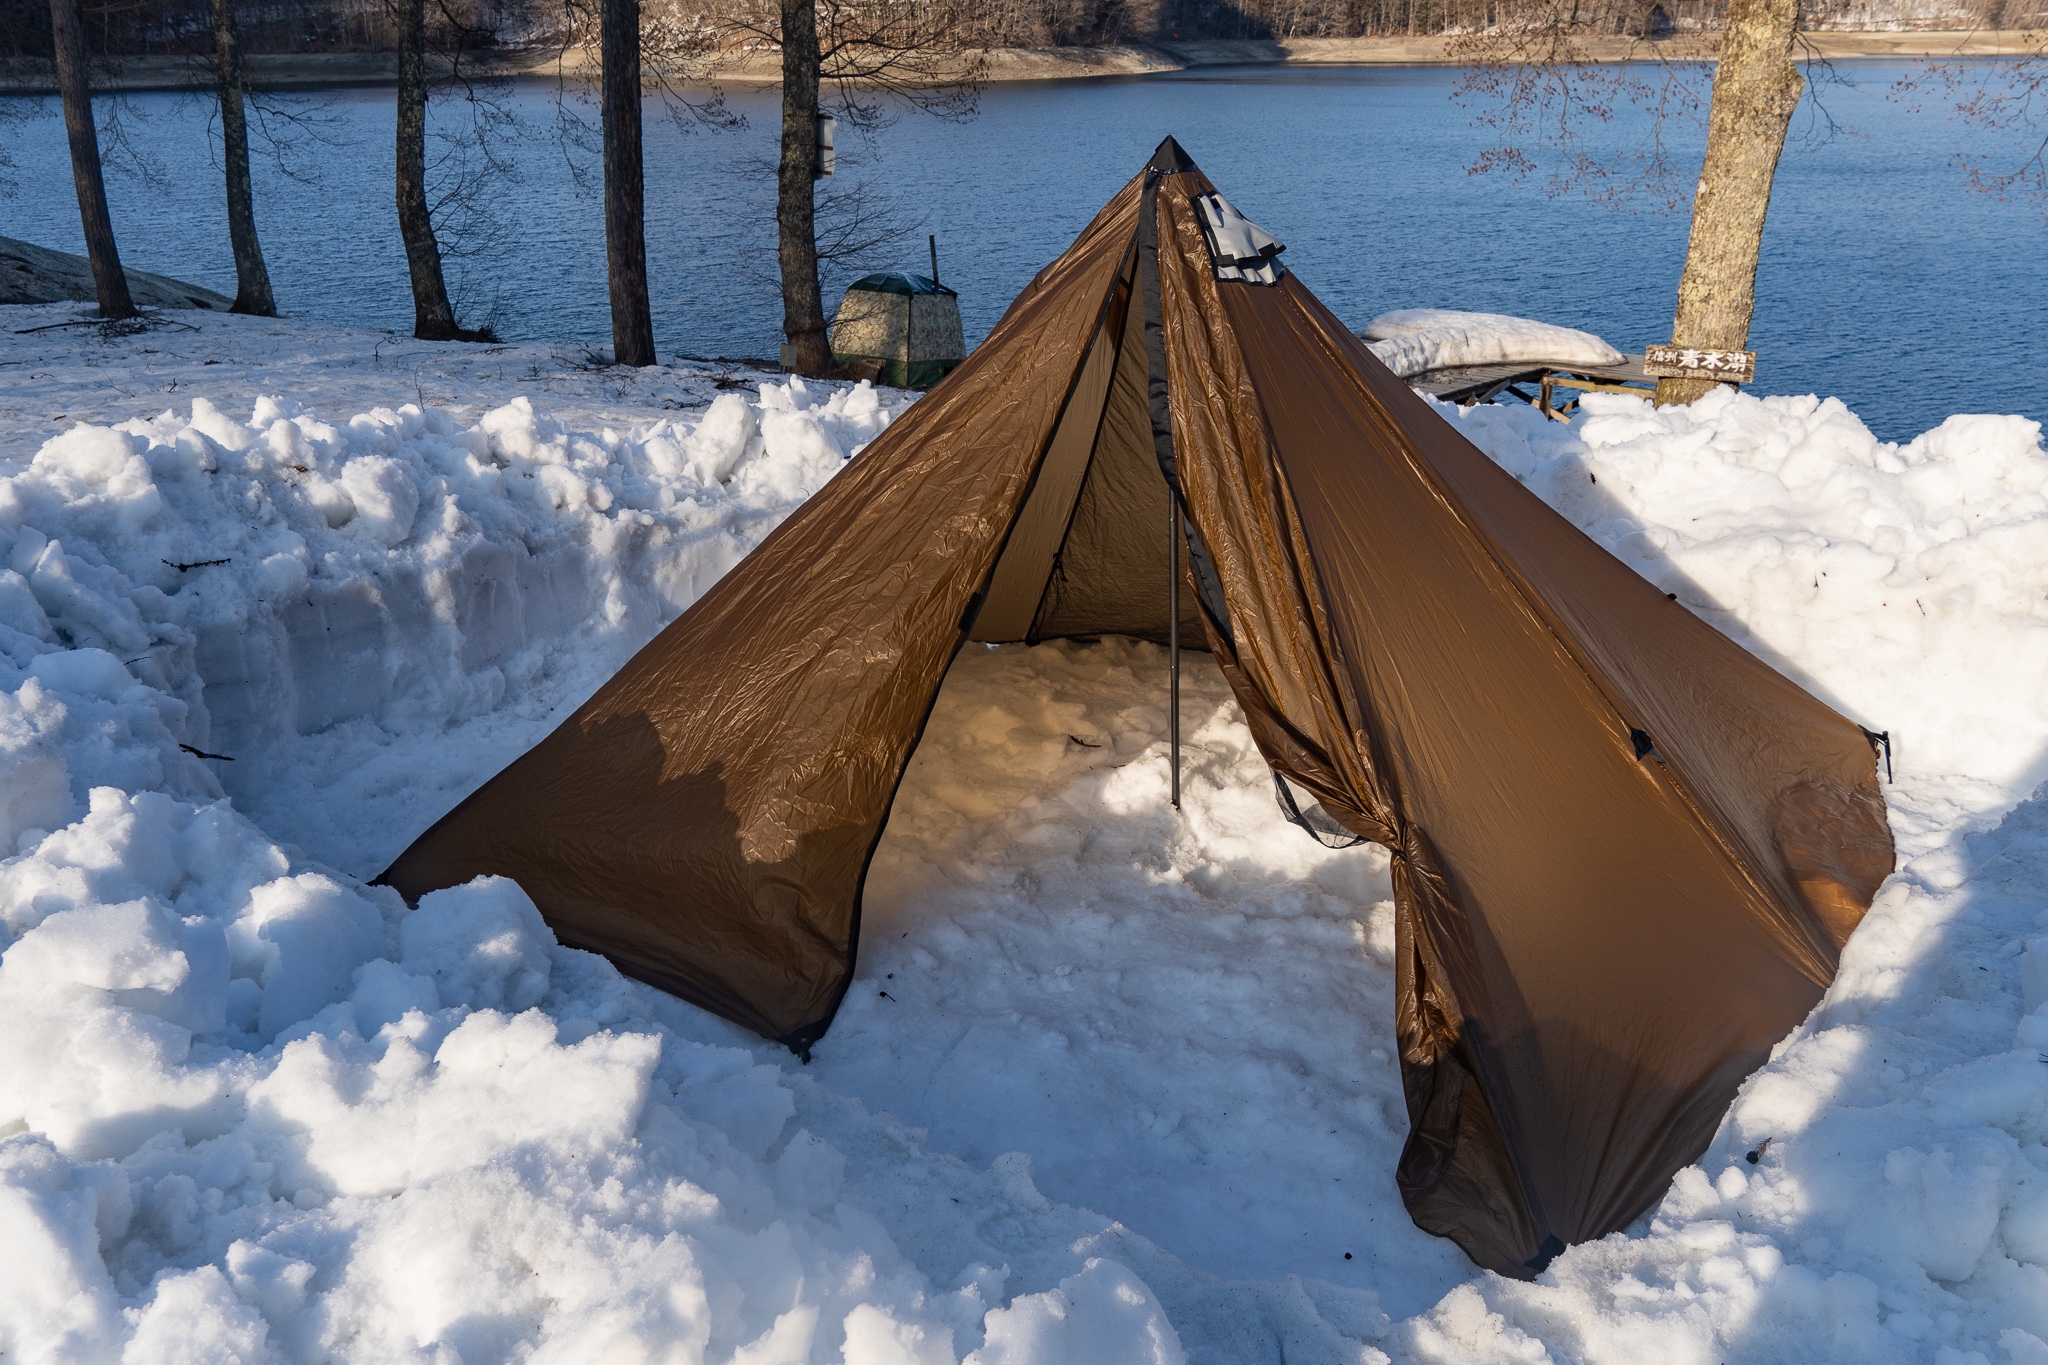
[{"xmin": 2, "ymin": 302, "xmax": 2046, "ymax": 1365}]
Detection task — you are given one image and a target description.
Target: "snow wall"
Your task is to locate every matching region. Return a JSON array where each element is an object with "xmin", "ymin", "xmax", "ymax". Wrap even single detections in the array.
[{"xmin": 3, "ymin": 367, "xmax": 2048, "ymax": 1364}]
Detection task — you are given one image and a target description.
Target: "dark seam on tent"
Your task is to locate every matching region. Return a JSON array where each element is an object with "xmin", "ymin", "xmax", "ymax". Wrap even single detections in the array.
[
  {"xmin": 1026, "ymin": 246, "xmax": 1139, "ymax": 645},
  {"xmin": 799, "ymin": 248, "xmax": 1141, "ymax": 1055},
  {"xmin": 1294, "ymin": 288, "xmax": 1843, "ymax": 986},
  {"xmin": 1030, "ymin": 550, "xmax": 1066, "ymax": 642},
  {"xmin": 1138, "ymin": 166, "xmax": 1235, "ymax": 647}
]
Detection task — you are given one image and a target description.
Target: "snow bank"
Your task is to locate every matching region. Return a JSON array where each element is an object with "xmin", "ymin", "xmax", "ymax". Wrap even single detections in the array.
[
  {"xmin": 3, "ymin": 315, "xmax": 2048, "ymax": 1365},
  {"xmin": 1, "ymin": 377, "xmax": 889, "ymax": 766},
  {"xmin": 0, "ymin": 369, "xmax": 1234, "ymax": 1365},
  {"xmin": 1387, "ymin": 783, "xmax": 2048, "ymax": 1365},
  {"xmin": 0, "ymin": 796, "xmax": 1114, "ymax": 1363},
  {"xmin": 1361, "ymin": 309, "xmax": 1626, "ymax": 378},
  {"xmin": 0, "ymin": 374, "xmax": 902, "ymax": 872},
  {"xmin": 1443, "ymin": 387, "xmax": 2048, "ymax": 791}
]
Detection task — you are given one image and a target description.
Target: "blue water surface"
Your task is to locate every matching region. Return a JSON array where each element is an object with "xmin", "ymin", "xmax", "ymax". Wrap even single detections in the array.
[{"xmin": 3, "ymin": 62, "xmax": 2042, "ymax": 440}]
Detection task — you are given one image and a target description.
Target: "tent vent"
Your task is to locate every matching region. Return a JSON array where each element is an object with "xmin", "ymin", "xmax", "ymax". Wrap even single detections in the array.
[
  {"xmin": 1273, "ymin": 772, "xmax": 1367, "ymax": 849},
  {"xmin": 1630, "ymin": 728, "xmax": 1667, "ymax": 764},
  {"xmin": 1193, "ymin": 193, "xmax": 1286, "ymax": 286}
]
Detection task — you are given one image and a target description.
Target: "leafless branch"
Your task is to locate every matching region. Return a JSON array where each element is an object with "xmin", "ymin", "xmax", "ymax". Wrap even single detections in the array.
[
  {"xmin": 1451, "ymin": 1, "xmax": 1714, "ymax": 212},
  {"xmin": 1892, "ymin": 25, "xmax": 2048, "ymax": 209},
  {"xmin": 528, "ymin": 0, "xmax": 744, "ymax": 199},
  {"xmin": 733, "ymin": 141, "xmax": 927, "ymax": 290}
]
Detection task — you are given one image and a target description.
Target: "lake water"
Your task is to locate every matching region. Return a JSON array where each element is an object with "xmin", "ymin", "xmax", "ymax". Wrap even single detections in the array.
[{"xmin": 4, "ymin": 63, "xmax": 2044, "ymax": 440}]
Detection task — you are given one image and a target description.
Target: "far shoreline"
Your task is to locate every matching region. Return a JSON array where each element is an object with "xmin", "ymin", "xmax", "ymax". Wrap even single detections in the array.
[{"xmin": 1, "ymin": 30, "xmax": 2041, "ymax": 95}]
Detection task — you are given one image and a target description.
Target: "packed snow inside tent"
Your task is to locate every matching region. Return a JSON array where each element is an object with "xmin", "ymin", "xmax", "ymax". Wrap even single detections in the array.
[{"xmin": 4, "ymin": 209, "xmax": 2048, "ymax": 1365}]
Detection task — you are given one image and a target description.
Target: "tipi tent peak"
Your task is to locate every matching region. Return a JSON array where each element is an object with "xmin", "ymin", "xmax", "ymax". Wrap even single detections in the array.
[{"xmin": 381, "ymin": 136, "xmax": 1893, "ymax": 1278}]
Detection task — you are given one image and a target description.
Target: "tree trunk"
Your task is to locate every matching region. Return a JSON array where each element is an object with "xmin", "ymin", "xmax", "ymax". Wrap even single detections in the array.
[
  {"xmin": 1654, "ymin": 0, "xmax": 1802, "ymax": 406},
  {"xmin": 777, "ymin": 0, "xmax": 832, "ymax": 377},
  {"xmin": 213, "ymin": 0, "xmax": 276, "ymax": 316},
  {"xmin": 602, "ymin": 0, "xmax": 655, "ymax": 367},
  {"xmin": 395, "ymin": 0, "xmax": 462, "ymax": 340},
  {"xmin": 48, "ymin": 0, "xmax": 135, "ymax": 320}
]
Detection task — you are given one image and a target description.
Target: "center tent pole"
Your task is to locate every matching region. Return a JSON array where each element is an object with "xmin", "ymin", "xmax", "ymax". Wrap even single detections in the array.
[{"xmin": 1169, "ymin": 493, "xmax": 1181, "ymax": 811}]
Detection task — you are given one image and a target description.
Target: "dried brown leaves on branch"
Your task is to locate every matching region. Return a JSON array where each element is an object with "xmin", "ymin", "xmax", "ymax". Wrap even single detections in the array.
[
  {"xmin": 1450, "ymin": 0, "xmax": 1715, "ymax": 211},
  {"xmin": 700, "ymin": 0, "xmax": 994, "ymax": 118},
  {"xmin": 1893, "ymin": 27, "xmax": 2048, "ymax": 210},
  {"xmin": 537, "ymin": 0, "xmax": 740, "ymax": 149}
]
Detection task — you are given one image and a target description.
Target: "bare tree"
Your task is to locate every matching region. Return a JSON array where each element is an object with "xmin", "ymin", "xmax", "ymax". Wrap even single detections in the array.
[
  {"xmin": 386, "ymin": 0, "xmax": 520, "ymax": 340},
  {"xmin": 1453, "ymin": 0, "xmax": 1803, "ymax": 404},
  {"xmin": 394, "ymin": 0, "xmax": 466, "ymax": 338},
  {"xmin": 711, "ymin": 0, "xmax": 989, "ymax": 377},
  {"xmin": 213, "ymin": 0, "xmax": 278, "ymax": 315},
  {"xmin": 778, "ymin": 0, "xmax": 830, "ymax": 373},
  {"xmin": 536, "ymin": 0, "xmax": 738, "ymax": 367},
  {"xmin": 1451, "ymin": 10, "xmax": 1711, "ymax": 211},
  {"xmin": 1455, "ymin": 0, "xmax": 2048, "ymax": 407},
  {"xmin": 603, "ymin": 0, "xmax": 656, "ymax": 365},
  {"xmin": 1656, "ymin": 0, "xmax": 1801, "ymax": 404},
  {"xmin": 47, "ymin": 0, "xmax": 136, "ymax": 319}
]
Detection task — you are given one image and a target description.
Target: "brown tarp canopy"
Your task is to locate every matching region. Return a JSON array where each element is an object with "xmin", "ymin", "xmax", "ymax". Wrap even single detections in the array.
[{"xmin": 382, "ymin": 139, "xmax": 1893, "ymax": 1278}]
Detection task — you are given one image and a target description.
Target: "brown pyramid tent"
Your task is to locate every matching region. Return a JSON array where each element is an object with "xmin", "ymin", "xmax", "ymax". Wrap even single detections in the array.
[{"xmin": 382, "ymin": 139, "xmax": 1893, "ymax": 1278}]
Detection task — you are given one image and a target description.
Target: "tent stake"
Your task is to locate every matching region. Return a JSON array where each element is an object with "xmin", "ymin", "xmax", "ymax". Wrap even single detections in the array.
[{"xmin": 1169, "ymin": 494, "xmax": 1181, "ymax": 811}]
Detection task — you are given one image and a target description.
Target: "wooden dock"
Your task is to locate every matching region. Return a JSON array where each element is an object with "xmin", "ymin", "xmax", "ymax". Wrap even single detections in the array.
[{"xmin": 1412, "ymin": 353, "xmax": 1660, "ymax": 421}]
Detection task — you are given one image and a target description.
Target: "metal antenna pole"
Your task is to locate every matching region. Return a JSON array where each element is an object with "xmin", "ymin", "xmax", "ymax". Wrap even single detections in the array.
[
  {"xmin": 1169, "ymin": 492, "xmax": 1181, "ymax": 811},
  {"xmin": 929, "ymin": 234, "xmax": 939, "ymax": 286}
]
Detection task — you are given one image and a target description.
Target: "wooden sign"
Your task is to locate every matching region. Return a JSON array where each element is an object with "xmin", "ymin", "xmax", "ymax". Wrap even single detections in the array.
[{"xmin": 1642, "ymin": 344, "xmax": 1756, "ymax": 383}]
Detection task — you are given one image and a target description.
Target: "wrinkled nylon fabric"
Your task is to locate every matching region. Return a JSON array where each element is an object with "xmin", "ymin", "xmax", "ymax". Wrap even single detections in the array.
[
  {"xmin": 380, "ymin": 177, "xmax": 1143, "ymax": 1044},
  {"xmin": 379, "ymin": 141, "xmax": 1891, "ymax": 1278},
  {"xmin": 971, "ymin": 281, "xmax": 1124, "ymax": 643},
  {"xmin": 1026, "ymin": 257, "xmax": 1207, "ymax": 649},
  {"xmin": 1146, "ymin": 166, "xmax": 1889, "ymax": 1274}
]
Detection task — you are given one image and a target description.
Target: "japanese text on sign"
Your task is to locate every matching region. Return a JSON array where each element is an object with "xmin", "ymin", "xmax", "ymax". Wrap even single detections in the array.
[{"xmin": 1642, "ymin": 345, "xmax": 1757, "ymax": 382}]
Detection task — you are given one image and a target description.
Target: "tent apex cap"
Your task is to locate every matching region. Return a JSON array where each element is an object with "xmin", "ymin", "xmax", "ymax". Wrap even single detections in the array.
[{"xmin": 1147, "ymin": 136, "xmax": 1198, "ymax": 175}]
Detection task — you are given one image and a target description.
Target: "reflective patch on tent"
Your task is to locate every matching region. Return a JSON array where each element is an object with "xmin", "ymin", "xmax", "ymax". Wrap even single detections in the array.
[{"xmin": 1194, "ymin": 193, "xmax": 1285, "ymax": 285}]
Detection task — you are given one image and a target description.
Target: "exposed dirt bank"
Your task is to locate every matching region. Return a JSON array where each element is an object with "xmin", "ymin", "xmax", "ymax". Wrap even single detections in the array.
[{"xmin": 1, "ymin": 30, "xmax": 2039, "ymax": 94}]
